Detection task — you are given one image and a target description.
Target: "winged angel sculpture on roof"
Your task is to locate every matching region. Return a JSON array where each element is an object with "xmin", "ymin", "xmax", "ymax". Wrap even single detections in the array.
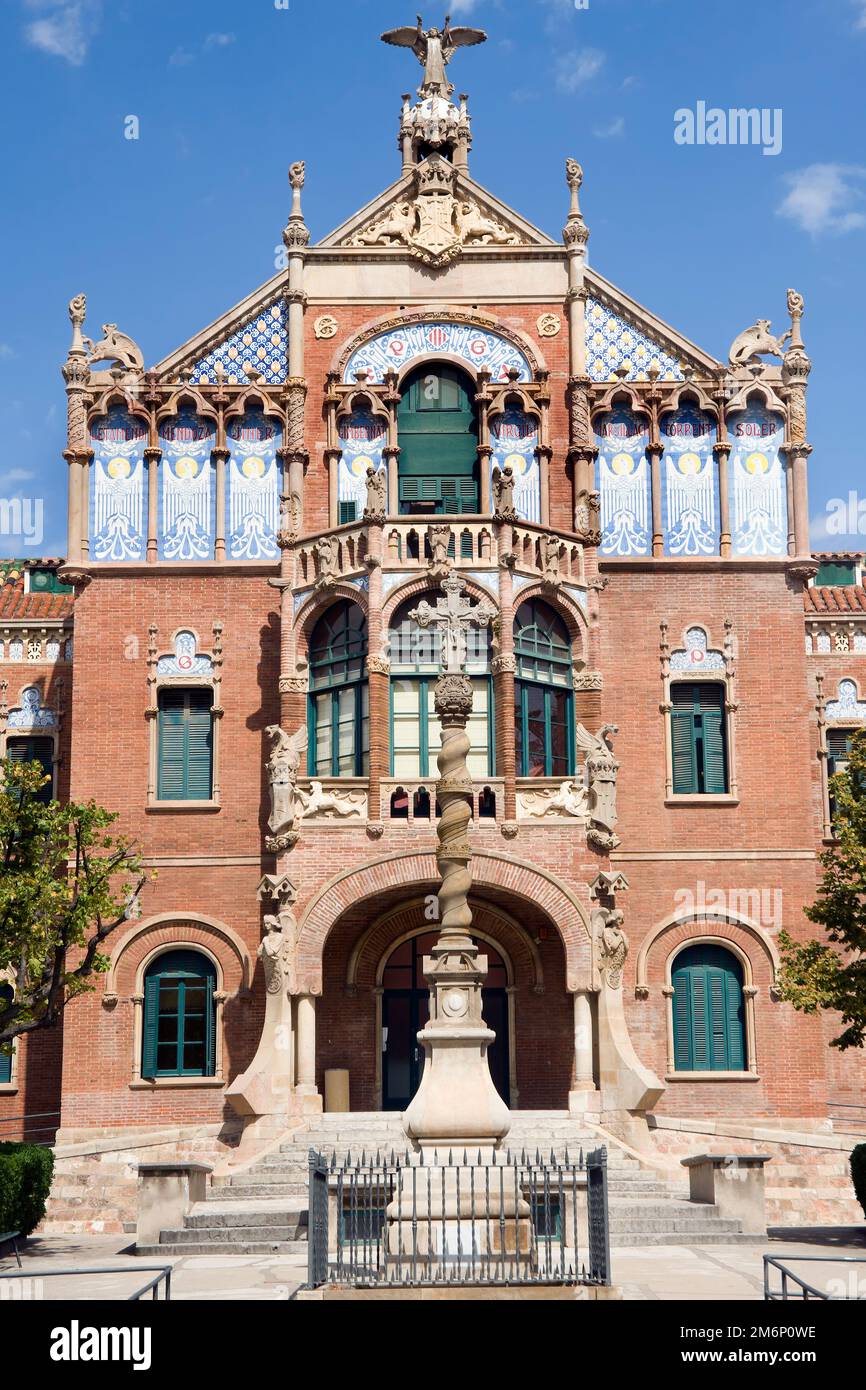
[{"xmin": 381, "ymin": 15, "xmax": 487, "ymax": 98}]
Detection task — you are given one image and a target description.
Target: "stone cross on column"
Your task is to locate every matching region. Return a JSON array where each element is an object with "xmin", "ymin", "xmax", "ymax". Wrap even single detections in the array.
[{"xmin": 409, "ymin": 572, "xmax": 496, "ymax": 675}]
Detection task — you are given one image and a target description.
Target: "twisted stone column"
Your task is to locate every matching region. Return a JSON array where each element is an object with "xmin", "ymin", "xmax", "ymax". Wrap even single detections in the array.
[{"xmin": 403, "ymin": 671, "xmax": 510, "ymax": 1151}]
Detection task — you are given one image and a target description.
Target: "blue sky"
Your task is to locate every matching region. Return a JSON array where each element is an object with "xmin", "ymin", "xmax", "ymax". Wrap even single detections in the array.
[{"xmin": 1, "ymin": 0, "xmax": 865, "ymax": 555}]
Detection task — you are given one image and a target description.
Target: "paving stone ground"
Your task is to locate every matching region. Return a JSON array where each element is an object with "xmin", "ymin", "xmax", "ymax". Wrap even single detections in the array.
[{"xmin": 2, "ymin": 1228, "xmax": 864, "ymax": 1301}]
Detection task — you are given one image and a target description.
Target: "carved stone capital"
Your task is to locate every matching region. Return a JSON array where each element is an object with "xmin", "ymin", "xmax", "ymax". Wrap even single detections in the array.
[
  {"xmin": 279, "ymin": 676, "xmax": 309, "ymax": 694},
  {"xmin": 367, "ymin": 656, "xmax": 391, "ymax": 676},
  {"xmin": 434, "ymin": 673, "xmax": 474, "ymax": 719},
  {"xmin": 491, "ymin": 654, "xmax": 517, "ymax": 676},
  {"xmin": 573, "ymin": 670, "xmax": 603, "ymax": 691}
]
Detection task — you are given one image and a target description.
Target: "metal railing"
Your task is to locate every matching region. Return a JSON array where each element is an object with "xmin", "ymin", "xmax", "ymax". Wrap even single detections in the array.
[
  {"xmin": 307, "ymin": 1145, "xmax": 610, "ymax": 1290},
  {"xmin": 763, "ymin": 1255, "xmax": 866, "ymax": 1301},
  {"xmin": 0, "ymin": 1264, "xmax": 172, "ymax": 1300},
  {"xmin": 0, "ymin": 1110, "xmax": 61, "ymax": 1145},
  {"xmin": 827, "ymin": 1101, "xmax": 866, "ymax": 1132}
]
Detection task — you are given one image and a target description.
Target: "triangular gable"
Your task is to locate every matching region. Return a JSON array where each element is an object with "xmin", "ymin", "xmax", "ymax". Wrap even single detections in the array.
[
  {"xmin": 585, "ymin": 270, "xmax": 721, "ymax": 382},
  {"xmin": 318, "ymin": 170, "xmax": 558, "ymax": 250},
  {"xmin": 154, "ymin": 278, "xmax": 285, "ymax": 382}
]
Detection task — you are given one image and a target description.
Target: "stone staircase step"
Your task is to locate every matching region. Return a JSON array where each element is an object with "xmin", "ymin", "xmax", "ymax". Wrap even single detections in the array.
[
  {"xmin": 610, "ymin": 1231, "xmax": 763, "ymax": 1247},
  {"xmin": 156, "ymin": 1223, "xmax": 305, "ymax": 1245},
  {"xmin": 137, "ymin": 1240, "xmax": 308, "ymax": 1258},
  {"xmin": 186, "ymin": 1202, "xmax": 306, "ymax": 1229}
]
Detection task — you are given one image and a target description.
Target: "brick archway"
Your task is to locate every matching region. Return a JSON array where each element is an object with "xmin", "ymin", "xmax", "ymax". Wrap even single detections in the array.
[{"xmin": 296, "ymin": 847, "xmax": 592, "ymax": 994}]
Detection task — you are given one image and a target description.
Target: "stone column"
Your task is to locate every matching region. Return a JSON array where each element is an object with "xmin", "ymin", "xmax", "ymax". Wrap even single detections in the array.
[
  {"xmin": 402, "ymin": 577, "xmax": 510, "ymax": 1152},
  {"xmin": 365, "ymin": 513, "xmax": 388, "ymax": 826},
  {"xmin": 60, "ymin": 295, "xmax": 92, "ymax": 570},
  {"xmin": 494, "ymin": 529, "xmax": 518, "ymax": 828},
  {"xmin": 296, "ymin": 994, "xmax": 318, "ymax": 1095},
  {"xmin": 781, "ymin": 290, "xmax": 812, "ymax": 559}
]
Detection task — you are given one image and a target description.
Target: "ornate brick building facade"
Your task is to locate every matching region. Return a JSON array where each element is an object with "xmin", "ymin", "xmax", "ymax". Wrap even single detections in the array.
[{"xmin": 3, "ymin": 25, "xmax": 864, "ymax": 1218}]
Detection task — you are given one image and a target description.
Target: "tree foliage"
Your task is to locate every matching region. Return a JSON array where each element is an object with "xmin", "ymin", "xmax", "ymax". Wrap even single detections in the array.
[
  {"xmin": 778, "ymin": 728, "xmax": 866, "ymax": 1049},
  {"xmin": 0, "ymin": 758, "xmax": 146, "ymax": 1050}
]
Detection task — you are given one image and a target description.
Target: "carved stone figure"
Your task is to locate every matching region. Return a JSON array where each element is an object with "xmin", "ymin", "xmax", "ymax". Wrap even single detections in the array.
[
  {"xmin": 542, "ymin": 534, "xmax": 562, "ymax": 586},
  {"xmin": 518, "ymin": 778, "xmax": 588, "ymax": 820},
  {"xmin": 83, "ymin": 323, "xmax": 144, "ymax": 372},
  {"xmin": 455, "ymin": 201, "xmax": 519, "ymax": 247},
  {"xmin": 297, "ymin": 780, "xmax": 367, "ymax": 821},
  {"xmin": 593, "ymin": 905, "xmax": 629, "ymax": 989},
  {"xmin": 351, "ymin": 201, "xmax": 417, "ymax": 248},
  {"xmin": 728, "ymin": 319, "xmax": 791, "ymax": 367},
  {"xmin": 491, "ymin": 464, "xmax": 517, "ymax": 521},
  {"xmin": 260, "ymin": 907, "xmax": 299, "ymax": 996},
  {"xmin": 314, "ymin": 535, "xmax": 339, "ymax": 587},
  {"xmin": 265, "ymin": 724, "xmax": 307, "ymax": 848},
  {"xmin": 576, "ymin": 722, "xmax": 621, "ymax": 851},
  {"xmin": 426, "ymin": 522, "xmax": 453, "ymax": 579},
  {"xmin": 364, "ymin": 464, "xmax": 387, "ymax": 520},
  {"xmin": 410, "ymin": 573, "xmax": 496, "ymax": 676},
  {"xmin": 381, "ymin": 15, "xmax": 487, "ymax": 98},
  {"xmin": 289, "ymin": 161, "xmax": 305, "ymax": 190},
  {"xmin": 566, "ymin": 158, "xmax": 584, "ymax": 191}
]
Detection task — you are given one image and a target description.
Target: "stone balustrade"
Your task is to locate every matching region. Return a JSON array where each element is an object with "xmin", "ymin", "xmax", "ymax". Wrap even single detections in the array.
[{"xmin": 382, "ymin": 777, "xmax": 505, "ymax": 826}]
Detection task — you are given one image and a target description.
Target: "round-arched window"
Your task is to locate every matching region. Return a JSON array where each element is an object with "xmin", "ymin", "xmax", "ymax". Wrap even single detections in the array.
[
  {"xmin": 513, "ymin": 600, "xmax": 574, "ymax": 777},
  {"xmin": 671, "ymin": 944, "xmax": 746, "ymax": 1072},
  {"xmin": 142, "ymin": 950, "xmax": 217, "ymax": 1079}
]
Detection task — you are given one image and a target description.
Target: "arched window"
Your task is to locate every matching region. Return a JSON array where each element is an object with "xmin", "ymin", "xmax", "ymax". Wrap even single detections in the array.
[
  {"xmin": 308, "ymin": 601, "xmax": 369, "ymax": 777},
  {"xmin": 672, "ymin": 944, "xmax": 746, "ymax": 1072},
  {"xmin": 390, "ymin": 594, "xmax": 493, "ymax": 778},
  {"xmin": 397, "ymin": 364, "xmax": 479, "ymax": 515},
  {"xmin": 0, "ymin": 983, "xmax": 13, "ymax": 1085},
  {"xmin": 142, "ymin": 950, "xmax": 216, "ymax": 1079},
  {"xmin": 514, "ymin": 600, "xmax": 574, "ymax": 777}
]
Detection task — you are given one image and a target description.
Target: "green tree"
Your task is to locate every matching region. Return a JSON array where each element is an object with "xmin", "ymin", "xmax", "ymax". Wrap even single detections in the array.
[
  {"xmin": 778, "ymin": 728, "xmax": 866, "ymax": 1049},
  {"xmin": 0, "ymin": 757, "xmax": 146, "ymax": 1051}
]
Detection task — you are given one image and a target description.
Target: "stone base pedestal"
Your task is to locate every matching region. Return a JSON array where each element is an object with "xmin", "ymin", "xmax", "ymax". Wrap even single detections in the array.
[
  {"xmin": 568, "ymin": 1088, "xmax": 601, "ymax": 1116},
  {"xmin": 384, "ymin": 1165, "xmax": 533, "ymax": 1268}
]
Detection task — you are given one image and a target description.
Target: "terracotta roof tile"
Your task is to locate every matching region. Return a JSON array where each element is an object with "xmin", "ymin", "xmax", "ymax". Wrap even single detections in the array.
[
  {"xmin": 805, "ymin": 586, "xmax": 866, "ymax": 614},
  {"xmin": 0, "ymin": 559, "xmax": 73, "ymax": 621}
]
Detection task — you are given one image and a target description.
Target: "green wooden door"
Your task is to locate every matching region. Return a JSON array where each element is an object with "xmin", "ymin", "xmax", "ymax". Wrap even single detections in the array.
[
  {"xmin": 397, "ymin": 365, "xmax": 479, "ymax": 514},
  {"xmin": 672, "ymin": 944, "xmax": 746, "ymax": 1071}
]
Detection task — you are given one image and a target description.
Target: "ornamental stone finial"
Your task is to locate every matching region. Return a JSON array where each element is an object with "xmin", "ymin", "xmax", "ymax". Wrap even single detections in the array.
[
  {"xmin": 67, "ymin": 294, "xmax": 87, "ymax": 358},
  {"xmin": 381, "ymin": 15, "xmax": 487, "ymax": 100}
]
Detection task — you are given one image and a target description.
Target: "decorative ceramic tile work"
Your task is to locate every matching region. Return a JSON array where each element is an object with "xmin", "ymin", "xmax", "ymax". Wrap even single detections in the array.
[
  {"xmin": 156, "ymin": 630, "xmax": 213, "ymax": 677},
  {"xmin": 729, "ymin": 405, "xmax": 787, "ymax": 557},
  {"xmin": 595, "ymin": 405, "xmax": 651, "ymax": 556},
  {"xmin": 227, "ymin": 410, "xmax": 281, "ymax": 560},
  {"xmin": 158, "ymin": 412, "xmax": 217, "ymax": 561},
  {"xmin": 338, "ymin": 409, "xmax": 387, "ymax": 520},
  {"xmin": 585, "ymin": 298, "xmax": 685, "ymax": 383},
  {"xmin": 8, "ymin": 686, "xmax": 56, "ymax": 728},
  {"xmin": 826, "ymin": 679, "xmax": 866, "ymax": 721},
  {"xmin": 90, "ymin": 407, "xmax": 147, "ymax": 562},
  {"xmin": 344, "ymin": 322, "xmax": 531, "ymax": 384},
  {"xmin": 660, "ymin": 407, "xmax": 719, "ymax": 556},
  {"xmin": 670, "ymin": 627, "xmax": 725, "ymax": 672},
  {"xmin": 189, "ymin": 300, "xmax": 288, "ymax": 386},
  {"xmin": 490, "ymin": 408, "xmax": 540, "ymax": 523}
]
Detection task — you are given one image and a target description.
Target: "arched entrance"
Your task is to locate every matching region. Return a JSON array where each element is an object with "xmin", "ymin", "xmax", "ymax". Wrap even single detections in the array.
[
  {"xmin": 397, "ymin": 363, "xmax": 479, "ymax": 515},
  {"xmin": 380, "ymin": 930, "xmax": 510, "ymax": 1110}
]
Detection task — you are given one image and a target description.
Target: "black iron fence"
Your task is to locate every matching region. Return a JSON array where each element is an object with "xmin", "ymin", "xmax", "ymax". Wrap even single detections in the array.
[
  {"xmin": 307, "ymin": 1145, "xmax": 611, "ymax": 1290},
  {"xmin": 764, "ymin": 1255, "xmax": 866, "ymax": 1301},
  {"xmin": 0, "ymin": 1265, "xmax": 172, "ymax": 1300}
]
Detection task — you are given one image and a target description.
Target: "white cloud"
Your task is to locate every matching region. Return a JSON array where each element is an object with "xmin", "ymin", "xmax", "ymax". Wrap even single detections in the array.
[
  {"xmin": 0, "ymin": 345, "xmax": 14, "ymax": 360},
  {"xmin": 554, "ymin": 47, "xmax": 605, "ymax": 94},
  {"xmin": 169, "ymin": 46, "xmax": 194, "ymax": 67},
  {"xmin": 205, "ymin": 32, "xmax": 235, "ymax": 48},
  {"xmin": 2, "ymin": 469, "xmax": 35, "ymax": 484},
  {"xmin": 777, "ymin": 163, "xmax": 866, "ymax": 236},
  {"xmin": 23, "ymin": 1, "xmax": 101, "ymax": 67},
  {"xmin": 853, "ymin": 2, "xmax": 866, "ymax": 30},
  {"xmin": 594, "ymin": 116, "xmax": 625, "ymax": 139}
]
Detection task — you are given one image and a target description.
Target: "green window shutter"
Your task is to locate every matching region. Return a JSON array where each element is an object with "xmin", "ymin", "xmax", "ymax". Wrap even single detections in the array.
[
  {"xmin": 186, "ymin": 692, "xmax": 214, "ymax": 800},
  {"xmin": 672, "ymin": 972, "xmax": 692, "ymax": 1069},
  {"xmin": 339, "ymin": 500, "xmax": 357, "ymax": 525},
  {"xmin": 724, "ymin": 967, "xmax": 745, "ymax": 1070},
  {"xmin": 204, "ymin": 973, "xmax": 215, "ymax": 1076},
  {"xmin": 671, "ymin": 684, "xmax": 727, "ymax": 794},
  {"xmin": 701, "ymin": 704, "xmax": 728, "ymax": 794},
  {"xmin": 672, "ymin": 946, "xmax": 746, "ymax": 1073},
  {"xmin": 7, "ymin": 737, "xmax": 54, "ymax": 803},
  {"xmin": 671, "ymin": 706, "xmax": 698, "ymax": 793},
  {"xmin": 141, "ymin": 975, "xmax": 160, "ymax": 1078},
  {"xmin": 157, "ymin": 690, "xmax": 213, "ymax": 800},
  {"xmin": 0, "ymin": 984, "xmax": 12, "ymax": 1084}
]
